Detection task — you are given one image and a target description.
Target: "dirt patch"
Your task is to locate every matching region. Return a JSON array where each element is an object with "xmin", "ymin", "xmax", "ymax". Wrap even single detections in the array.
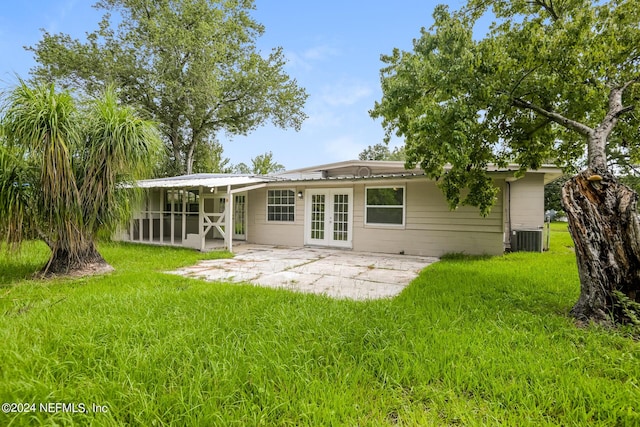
[{"xmin": 38, "ymin": 263, "xmax": 115, "ymax": 280}]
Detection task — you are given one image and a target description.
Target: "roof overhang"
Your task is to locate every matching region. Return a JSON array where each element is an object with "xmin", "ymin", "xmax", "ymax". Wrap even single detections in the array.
[
  {"xmin": 277, "ymin": 160, "xmax": 563, "ymax": 184},
  {"xmin": 132, "ymin": 162, "xmax": 563, "ymax": 189},
  {"xmin": 134, "ymin": 174, "xmax": 271, "ymax": 189}
]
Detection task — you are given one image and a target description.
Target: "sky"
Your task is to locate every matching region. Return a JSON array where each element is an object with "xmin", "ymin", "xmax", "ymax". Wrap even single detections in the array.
[{"xmin": 0, "ymin": 0, "xmax": 470, "ymax": 170}]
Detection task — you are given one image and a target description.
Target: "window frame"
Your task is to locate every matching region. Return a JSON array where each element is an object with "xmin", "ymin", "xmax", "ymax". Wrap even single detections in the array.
[
  {"xmin": 364, "ymin": 186, "xmax": 406, "ymax": 227},
  {"xmin": 266, "ymin": 188, "xmax": 296, "ymax": 222}
]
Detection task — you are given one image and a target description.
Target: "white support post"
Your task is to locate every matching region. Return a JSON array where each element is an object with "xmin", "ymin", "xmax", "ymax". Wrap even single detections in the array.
[
  {"xmin": 182, "ymin": 189, "xmax": 187, "ymax": 243},
  {"xmin": 138, "ymin": 217, "xmax": 143, "ymax": 242},
  {"xmin": 199, "ymin": 186, "xmax": 205, "ymax": 251},
  {"xmin": 148, "ymin": 192, "xmax": 153, "ymax": 243},
  {"xmin": 170, "ymin": 188, "xmax": 175, "ymax": 245},
  {"xmin": 225, "ymin": 184, "xmax": 233, "ymax": 252},
  {"xmin": 129, "ymin": 218, "xmax": 134, "ymax": 242},
  {"xmin": 159, "ymin": 189, "xmax": 164, "ymax": 244}
]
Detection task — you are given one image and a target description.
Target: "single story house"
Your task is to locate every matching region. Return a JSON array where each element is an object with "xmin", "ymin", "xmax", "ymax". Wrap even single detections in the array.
[{"xmin": 119, "ymin": 160, "xmax": 562, "ymax": 256}]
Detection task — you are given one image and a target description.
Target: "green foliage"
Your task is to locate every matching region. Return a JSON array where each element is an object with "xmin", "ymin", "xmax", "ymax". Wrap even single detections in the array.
[
  {"xmin": 250, "ymin": 151, "xmax": 285, "ymax": 175},
  {"xmin": 233, "ymin": 151, "xmax": 285, "ymax": 174},
  {"xmin": 544, "ymin": 175, "xmax": 571, "ymax": 212},
  {"xmin": 190, "ymin": 138, "xmax": 233, "ymax": 174},
  {"xmin": 358, "ymin": 143, "xmax": 406, "ymax": 161},
  {"xmin": 1, "ymin": 229, "xmax": 639, "ymax": 425},
  {"xmin": 0, "ymin": 81, "xmax": 162, "ymax": 270},
  {"xmin": 618, "ymin": 173, "xmax": 640, "ymax": 195},
  {"xmin": 371, "ymin": 0, "xmax": 640, "ymax": 214},
  {"xmin": 29, "ymin": 0, "xmax": 308, "ymax": 175},
  {"xmin": 612, "ymin": 290, "xmax": 640, "ymax": 327}
]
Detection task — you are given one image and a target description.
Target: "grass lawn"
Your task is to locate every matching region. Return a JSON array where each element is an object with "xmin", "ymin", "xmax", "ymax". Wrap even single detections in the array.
[{"xmin": 1, "ymin": 224, "xmax": 638, "ymax": 426}]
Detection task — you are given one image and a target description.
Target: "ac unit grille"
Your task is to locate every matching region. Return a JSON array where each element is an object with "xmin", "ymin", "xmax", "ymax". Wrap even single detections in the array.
[{"xmin": 511, "ymin": 229, "xmax": 543, "ymax": 252}]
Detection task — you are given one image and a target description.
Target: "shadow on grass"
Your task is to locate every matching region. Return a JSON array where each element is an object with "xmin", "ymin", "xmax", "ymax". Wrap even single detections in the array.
[
  {"xmin": 439, "ymin": 252, "xmax": 494, "ymax": 261},
  {"xmin": 0, "ymin": 242, "xmax": 50, "ymax": 287}
]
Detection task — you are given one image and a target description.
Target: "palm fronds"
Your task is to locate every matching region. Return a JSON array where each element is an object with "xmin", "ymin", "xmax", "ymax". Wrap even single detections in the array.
[{"xmin": 0, "ymin": 81, "xmax": 161, "ymax": 274}]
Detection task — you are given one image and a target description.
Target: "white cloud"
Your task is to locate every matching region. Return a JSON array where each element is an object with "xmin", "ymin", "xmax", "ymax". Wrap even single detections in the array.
[
  {"xmin": 324, "ymin": 136, "xmax": 366, "ymax": 161},
  {"xmin": 321, "ymin": 81, "xmax": 373, "ymax": 106},
  {"xmin": 284, "ymin": 51, "xmax": 312, "ymax": 71},
  {"xmin": 284, "ymin": 43, "xmax": 340, "ymax": 71},
  {"xmin": 302, "ymin": 44, "xmax": 339, "ymax": 61},
  {"xmin": 45, "ymin": 0, "xmax": 78, "ymax": 33},
  {"xmin": 304, "ymin": 109, "xmax": 343, "ymax": 128}
]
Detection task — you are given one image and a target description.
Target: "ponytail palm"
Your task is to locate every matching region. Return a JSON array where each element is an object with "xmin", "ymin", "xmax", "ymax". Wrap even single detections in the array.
[{"xmin": 0, "ymin": 82, "xmax": 161, "ymax": 276}]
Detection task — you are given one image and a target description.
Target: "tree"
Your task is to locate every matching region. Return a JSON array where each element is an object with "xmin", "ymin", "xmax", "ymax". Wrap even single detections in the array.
[
  {"xmin": 0, "ymin": 82, "xmax": 161, "ymax": 276},
  {"xmin": 544, "ymin": 176, "xmax": 570, "ymax": 213},
  {"xmin": 250, "ymin": 151, "xmax": 285, "ymax": 175},
  {"xmin": 29, "ymin": 0, "xmax": 307, "ymax": 175},
  {"xmin": 370, "ymin": 0, "xmax": 640, "ymax": 325},
  {"xmin": 233, "ymin": 151, "xmax": 285, "ymax": 174},
  {"xmin": 358, "ymin": 143, "xmax": 406, "ymax": 160}
]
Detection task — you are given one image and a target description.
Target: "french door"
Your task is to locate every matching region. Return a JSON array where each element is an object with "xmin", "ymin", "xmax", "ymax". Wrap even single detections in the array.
[
  {"xmin": 233, "ymin": 193, "xmax": 247, "ymax": 240},
  {"xmin": 305, "ymin": 189, "xmax": 353, "ymax": 248},
  {"xmin": 212, "ymin": 193, "xmax": 247, "ymax": 240}
]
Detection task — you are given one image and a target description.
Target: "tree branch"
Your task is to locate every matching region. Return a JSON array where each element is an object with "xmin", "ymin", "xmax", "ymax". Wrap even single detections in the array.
[
  {"xmin": 511, "ymin": 97, "xmax": 593, "ymax": 137},
  {"xmin": 596, "ymin": 79, "xmax": 639, "ymax": 139},
  {"xmin": 620, "ymin": 77, "xmax": 639, "ymax": 93},
  {"xmin": 531, "ymin": 0, "xmax": 559, "ymax": 21},
  {"xmin": 615, "ymin": 105, "xmax": 636, "ymax": 118},
  {"xmin": 509, "ymin": 67, "xmax": 540, "ymax": 97}
]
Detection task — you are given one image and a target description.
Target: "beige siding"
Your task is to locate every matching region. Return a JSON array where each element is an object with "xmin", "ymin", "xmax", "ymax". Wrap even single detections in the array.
[
  {"xmin": 246, "ymin": 179, "xmax": 504, "ymax": 257},
  {"xmin": 247, "ymin": 187, "xmax": 305, "ymax": 247},
  {"xmin": 509, "ymin": 174, "xmax": 544, "ymax": 230},
  {"xmin": 351, "ymin": 180, "xmax": 504, "ymax": 256}
]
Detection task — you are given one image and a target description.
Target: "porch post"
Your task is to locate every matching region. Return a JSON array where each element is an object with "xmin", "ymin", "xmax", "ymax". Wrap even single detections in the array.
[
  {"xmin": 225, "ymin": 184, "xmax": 233, "ymax": 252},
  {"xmin": 170, "ymin": 188, "xmax": 175, "ymax": 245},
  {"xmin": 199, "ymin": 186, "xmax": 205, "ymax": 251},
  {"xmin": 138, "ymin": 194, "xmax": 144, "ymax": 243},
  {"xmin": 181, "ymin": 189, "xmax": 187, "ymax": 243},
  {"xmin": 159, "ymin": 188, "xmax": 164, "ymax": 244},
  {"xmin": 148, "ymin": 191, "xmax": 153, "ymax": 243}
]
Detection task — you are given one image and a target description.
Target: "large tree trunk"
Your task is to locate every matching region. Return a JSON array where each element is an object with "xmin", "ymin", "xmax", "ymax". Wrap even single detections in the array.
[
  {"xmin": 562, "ymin": 170, "xmax": 640, "ymax": 325},
  {"xmin": 41, "ymin": 240, "xmax": 114, "ymax": 278}
]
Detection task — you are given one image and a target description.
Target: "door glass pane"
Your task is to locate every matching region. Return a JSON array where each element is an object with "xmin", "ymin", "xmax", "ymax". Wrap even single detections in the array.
[
  {"xmin": 311, "ymin": 194, "xmax": 325, "ymax": 239},
  {"xmin": 234, "ymin": 195, "xmax": 246, "ymax": 235},
  {"xmin": 333, "ymin": 194, "xmax": 349, "ymax": 241}
]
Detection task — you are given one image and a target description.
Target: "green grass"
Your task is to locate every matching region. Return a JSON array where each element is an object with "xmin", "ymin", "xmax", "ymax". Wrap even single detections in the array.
[{"xmin": 1, "ymin": 227, "xmax": 638, "ymax": 426}]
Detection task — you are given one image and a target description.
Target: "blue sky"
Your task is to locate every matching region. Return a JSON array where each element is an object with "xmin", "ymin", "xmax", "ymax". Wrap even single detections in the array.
[{"xmin": 0, "ymin": 0, "xmax": 469, "ymax": 170}]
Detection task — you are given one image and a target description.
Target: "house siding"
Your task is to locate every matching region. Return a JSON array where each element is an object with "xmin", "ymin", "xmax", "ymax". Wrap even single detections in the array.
[
  {"xmin": 351, "ymin": 180, "xmax": 504, "ymax": 256},
  {"xmin": 509, "ymin": 174, "xmax": 544, "ymax": 230},
  {"xmin": 122, "ymin": 162, "xmax": 557, "ymax": 255},
  {"xmin": 246, "ymin": 179, "xmax": 504, "ymax": 257},
  {"xmin": 247, "ymin": 187, "xmax": 305, "ymax": 247}
]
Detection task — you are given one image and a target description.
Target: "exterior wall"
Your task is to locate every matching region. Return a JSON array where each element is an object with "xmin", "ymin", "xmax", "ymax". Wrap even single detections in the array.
[
  {"xmin": 247, "ymin": 186, "xmax": 305, "ymax": 247},
  {"xmin": 122, "ymin": 170, "xmax": 546, "ymax": 257},
  {"xmin": 351, "ymin": 180, "xmax": 504, "ymax": 257},
  {"xmin": 508, "ymin": 174, "xmax": 544, "ymax": 230},
  {"xmin": 247, "ymin": 179, "xmax": 505, "ymax": 257}
]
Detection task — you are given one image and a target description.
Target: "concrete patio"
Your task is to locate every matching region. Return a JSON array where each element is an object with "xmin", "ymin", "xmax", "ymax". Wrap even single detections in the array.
[{"xmin": 171, "ymin": 245, "xmax": 439, "ymax": 300}]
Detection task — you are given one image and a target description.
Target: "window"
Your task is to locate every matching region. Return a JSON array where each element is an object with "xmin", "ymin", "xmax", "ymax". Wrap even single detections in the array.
[
  {"xmin": 165, "ymin": 189, "xmax": 199, "ymax": 213},
  {"xmin": 267, "ymin": 189, "xmax": 295, "ymax": 222},
  {"xmin": 365, "ymin": 187, "xmax": 404, "ymax": 226}
]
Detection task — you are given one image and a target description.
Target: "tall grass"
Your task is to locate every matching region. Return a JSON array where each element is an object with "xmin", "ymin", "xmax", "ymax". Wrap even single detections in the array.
[{"xmin": 1, "ymin": 227, "xmax": 638, "ymax": 426}]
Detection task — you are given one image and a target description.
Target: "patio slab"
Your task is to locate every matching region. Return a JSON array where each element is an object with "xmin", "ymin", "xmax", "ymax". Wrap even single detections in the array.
[{"xmin": 171, "ymin": 245, "xmax": 439, "ymax": 300}]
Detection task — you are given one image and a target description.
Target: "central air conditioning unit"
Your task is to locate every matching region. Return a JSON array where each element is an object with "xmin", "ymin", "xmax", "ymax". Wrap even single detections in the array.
[{"xmin": 511, "ymin": 229, "xmax": 543, "ymax": 252}]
